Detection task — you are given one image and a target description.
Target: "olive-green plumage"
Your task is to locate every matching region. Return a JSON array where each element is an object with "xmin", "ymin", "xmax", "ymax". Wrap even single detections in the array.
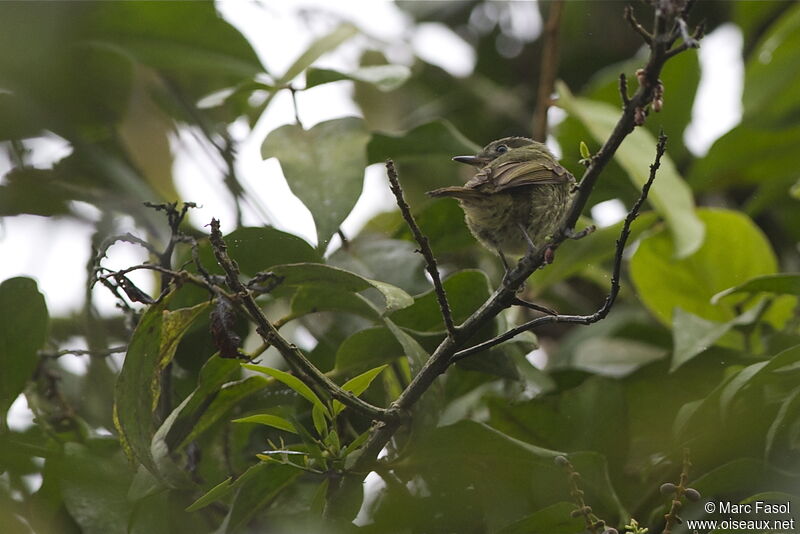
[{"xmin": 427, "ymin": 137, "xmax": 574, "ymax": 267}]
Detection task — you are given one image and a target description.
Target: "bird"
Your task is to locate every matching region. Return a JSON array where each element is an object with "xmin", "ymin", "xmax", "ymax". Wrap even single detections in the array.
[{"xmin": 427, "ymin": 136, "xmax": 575, "ymax": 271}]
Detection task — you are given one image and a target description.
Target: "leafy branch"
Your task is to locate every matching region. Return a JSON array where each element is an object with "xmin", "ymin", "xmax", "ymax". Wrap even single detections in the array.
[{"xmin": 348, "ymin": 0, "xmax": 701, "ymax": 477}]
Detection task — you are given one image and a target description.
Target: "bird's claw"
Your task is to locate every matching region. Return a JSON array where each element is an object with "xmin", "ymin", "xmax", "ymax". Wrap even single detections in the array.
[{"xmin": 566, "ymin": 225, "xmax": 596, "ymax": 241}]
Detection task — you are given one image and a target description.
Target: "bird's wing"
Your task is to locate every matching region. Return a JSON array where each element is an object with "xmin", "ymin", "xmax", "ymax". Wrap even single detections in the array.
[
  {"xmin": 426, "ymin": 185, "xmax": 485, "ymax": 200},
  {"xmin": 488, "ymin": 159, "xmax": 574, "ymax": 192}
]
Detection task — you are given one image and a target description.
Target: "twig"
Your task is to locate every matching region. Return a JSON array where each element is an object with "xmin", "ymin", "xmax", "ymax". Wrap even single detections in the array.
[
  {"xmin": 555, "ymin": 455, "xmax": 608, "ymax": 534},
  {"xmin": 452, "ymin": 132, "xmax": 667, "ymax": 363},
  {"xmin": 562, "ymin": 2, "xmax": 700, "ymax": 234},
  {"xmin": 40, "ymin": 346, "xmax": 127, "ymax": 359},
  {"xmin": 207, "ymin": 219, "xmax": 396, "ymax": 422},
  {"xmin": 624, "ymin": 5, "xmax": 653, "ymax": 45},
  {"xmin": 531, "ymin": 0, "xmax": 565, "ymax": 141},
  {"xmin": 386, "ymin": 160, "xmax": 456, "ymax": 338},
  {"xmin": 618, "ymin": 73, "xmax": 630, "ymax": 107}
]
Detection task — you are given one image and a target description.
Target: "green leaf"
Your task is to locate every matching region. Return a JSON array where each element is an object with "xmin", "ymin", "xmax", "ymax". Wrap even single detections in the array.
[
  {"xmin": 691, "ymin": 458, "xmax": 800, "ymax": 502},
  {"xmin": 306, "ymin": 64, "xmax": 411, "ymax": 92},
  {"xmin": 262, "ymin": 117, "xmax": 370, "ymax": 249},
  {"xmin": 0, "ymin": 277, "xmax": 48, "ymax": 418},
  {"xmin": 712, "ymin": 273, "xmax": 800, "ymax": 304},
  {"xmin": 532, "ymin": 213, "xmax": 657, "ymax": 290},
  {"xmin": 488, "ymin": 377, "xmax": 630, "ymax": 470},
  {"xmin": 179, "ymin": 375, "xmax": 270, "ymax": 448},
  {"xmin": 334, "ymin": 326, "xmax": 404, "ymax": 372},
  {"xmin": 631, "ymin": 208, "xmax": 778, "ymax": 325},
  {"xmin": 560, "ymin": 336, "xmax": 665, "ymax": 378},
  {"xmin": 185, "ymin": 476, "xmax": 233, "ymax": 512},
  {"xmin": 743, "ymin": 3, "xmax": 800, "ymax": 125},
  {"xmin": 671, "ymin": 304, "xmax": 765, "ymax": 372},
  {"xmin": 496, "ymin": 502, "xmax": 584, "ymax": 534},
  {"xmin": 556, "ymin": 81, "xmax": 704, "ymax": 258},
  {"xmin": 333, "ymin": 364, "xmax": 388, "ymax": 415},
  {"xmin": 328, "ymin": 238, "xmax": 430, "ymax": 295},
  {"xmin": 0, "ymin": 168, "xmax": 73, "ymax": 216},
  {"xmin": 195, "ymin": 226, "xmax": 320, "ymax": 278},
  {"xmin": 165, "ymin": 355, "xmax": 242, "ymax": 451},
  {"xmin": 114, "ymin": 297, "xmax": 209, "ymax": 475},
  {"xmin": 277, "ymin": 24, "xmax": 358, "ymax": 84},
  {"xmin": 719, "ymin": 344, "xmax": 800, "ymax": 421},
  {"xmin": 765, "ymin": 386, "xmax": 800, "ymax": 460},
  {"xmin": 59, "ymin": 443, "xmax": 133, "ymax": 534},
  {"xmin": 232, "ymin": 414, "xmax": 297, "ymax": 434},
  {"xmin": 270, "ymin": 263, "xmax": 413, "ymax": 315},
  {"xmin": 289, "ymin": 285, "xmax": 380, "ymax": 321},
  {"xmin": 398, "ymin": 421, "xmax": 625, "ymax": 525},
  {"xmin": 311, "ymin": 403, "xmax": 328, "ymax": 437},
  {"xmin": 84, "ymin": 1, "xmax": 264, "ymax": 89},
  {"xmin": 215, "ymin": 463, "xmax": 301, "ymax": 533},
  {"xmin": 242, "ymin": 364, "xmax": 330, "ymax": 418},
  {"xmin": 579, "ymin": 141, "xmax": 590, "ymax": 159},
  {"xmin": 689, "ymin": 122, "xmax": 800, "ymax": 193},
  {"xmin": 384, "ymin": 318, "xmax": 430, "ymax": 375},
  {"xmin": 391, "ymin": 270, "xmax": 491, "ymax": 332},
  {"xmin": 367, "ymin": 119, "xmax": 480, "ymax": 164}
]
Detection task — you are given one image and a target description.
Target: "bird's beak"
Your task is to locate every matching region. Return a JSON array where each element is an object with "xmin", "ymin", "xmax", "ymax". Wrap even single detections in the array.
[{"xmin": 452, "ymin": 155, "xmax": 484, "ymax": 166}]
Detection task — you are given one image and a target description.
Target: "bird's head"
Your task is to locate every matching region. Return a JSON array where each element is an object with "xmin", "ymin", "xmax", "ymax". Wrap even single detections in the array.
[{"xmin": 452, "ymin": 137, "xmax": 552, "ymax": 167}]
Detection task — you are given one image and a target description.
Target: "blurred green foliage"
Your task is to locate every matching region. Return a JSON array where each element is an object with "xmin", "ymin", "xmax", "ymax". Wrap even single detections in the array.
[{"xmin": 1, "ymin": 1, "xmax": 799, "ymax": 533}]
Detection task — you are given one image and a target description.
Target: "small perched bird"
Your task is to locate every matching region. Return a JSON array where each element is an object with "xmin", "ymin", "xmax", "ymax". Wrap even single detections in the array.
[{"xmin": 427, "ymin": 137, "xmax": 575, "ymax": 270}]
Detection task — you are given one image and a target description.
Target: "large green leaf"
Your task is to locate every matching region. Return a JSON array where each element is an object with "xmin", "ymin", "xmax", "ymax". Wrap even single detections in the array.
[
  {"xmin": 262, "ymin": 117, "xmax": 370, "ymax": 250},
  {"xmin": 0, "ymin": 277, "xmax": 48, "ymax": 418},
  {"xmin": 334, "ymin": 326, "xmax": 404, "ymax": 372},
  {"xmin": 214, "ymin": 463, "xmax": 301, "ymax": 533},
  {"xmin": 393, "ymin": 421, "xmax": 625, "ymax": 529},
  {"xmin": 277, "ymin": 24, "xmax": 358, "ymax": 84},
  {"xmin": 670, "ymin": 305, "xmax": 764, "ymax": 372},
  {"xmin": 164, "ymin": 355, "xmax": 242, "ymax": 451},
  {"xmin": 269, "ymin": 263, "xmax": 413, "ymax": 315},
  {"xmin": 532, "ymin": 213, "xmax": 657, "ymax": 291},
  {"xmin": 59, "ymin": 442, "xmax": 132, "ymax": 534},
  {"xmin": 114, "ymin": 297, "xmax": 209, "ymax": 475},
  {"xmin": 742, "ymin": 3, "xmax": 800, "ymax": 125},
  {"xmin": 496, "ymin": 502, "xmax": 584, "ymax": 534},
  {"xmin": 242, "ymin": 363, "xmax": 329, "ymax": 418},
  {"xmin": 194, "ymin": 226, "xmax": 321, "ymax": 277},
  {"xmin": 390, "ymin": 270, "xmax": 491, "ymax": 332},
  {"xmin": 306, "ymin": 65, "xmax": 411, "ymax": 92},
  {"xmin": 688, "ymin": 122, "xmax": 800, "ymax": 193},
  {"xmin": 631, "ymin": 208, "xmax": 777, "ymax": 325},
  {"xmin": 84, "ymin": 1, "xmax": 264, "ymax": 86},
  {"xmin": 488, "ymin": 376, "xmax": 630, "ymax": 470},
  {"xmin": 557, "ymin": 81, "xmax": 704, "ymax": 258},
  {"xmin": 712, "ymin": 273, "xmax": 800, "ymax": 304},
  {"xmin": 367, "ymin": 119, "xmax": 479, "ymax": 165}
]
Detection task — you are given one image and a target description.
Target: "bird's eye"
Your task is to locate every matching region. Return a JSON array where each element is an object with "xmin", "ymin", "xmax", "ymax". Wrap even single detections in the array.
[{"xmin": 496, "ymin": 144, "xmax": 508, "ymax": 154}]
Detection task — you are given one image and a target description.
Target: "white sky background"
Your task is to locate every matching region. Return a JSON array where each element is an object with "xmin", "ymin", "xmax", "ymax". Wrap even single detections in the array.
[{"xmin": 2, "ymin": 1, "xmax": 742, "ymax": 428}]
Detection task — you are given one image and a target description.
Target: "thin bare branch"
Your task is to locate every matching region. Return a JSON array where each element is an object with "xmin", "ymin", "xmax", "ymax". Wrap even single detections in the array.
[
  {"xmin": 624, "ymin": 5, "xmax": 653, "ymax": 45},
  {"xmin": 386, "ymin": 160, "xmax": 456, "ymax": 337},
  {"xmin": 208, "ymin": 219, "xmax": 395, "ymax": 422}
]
